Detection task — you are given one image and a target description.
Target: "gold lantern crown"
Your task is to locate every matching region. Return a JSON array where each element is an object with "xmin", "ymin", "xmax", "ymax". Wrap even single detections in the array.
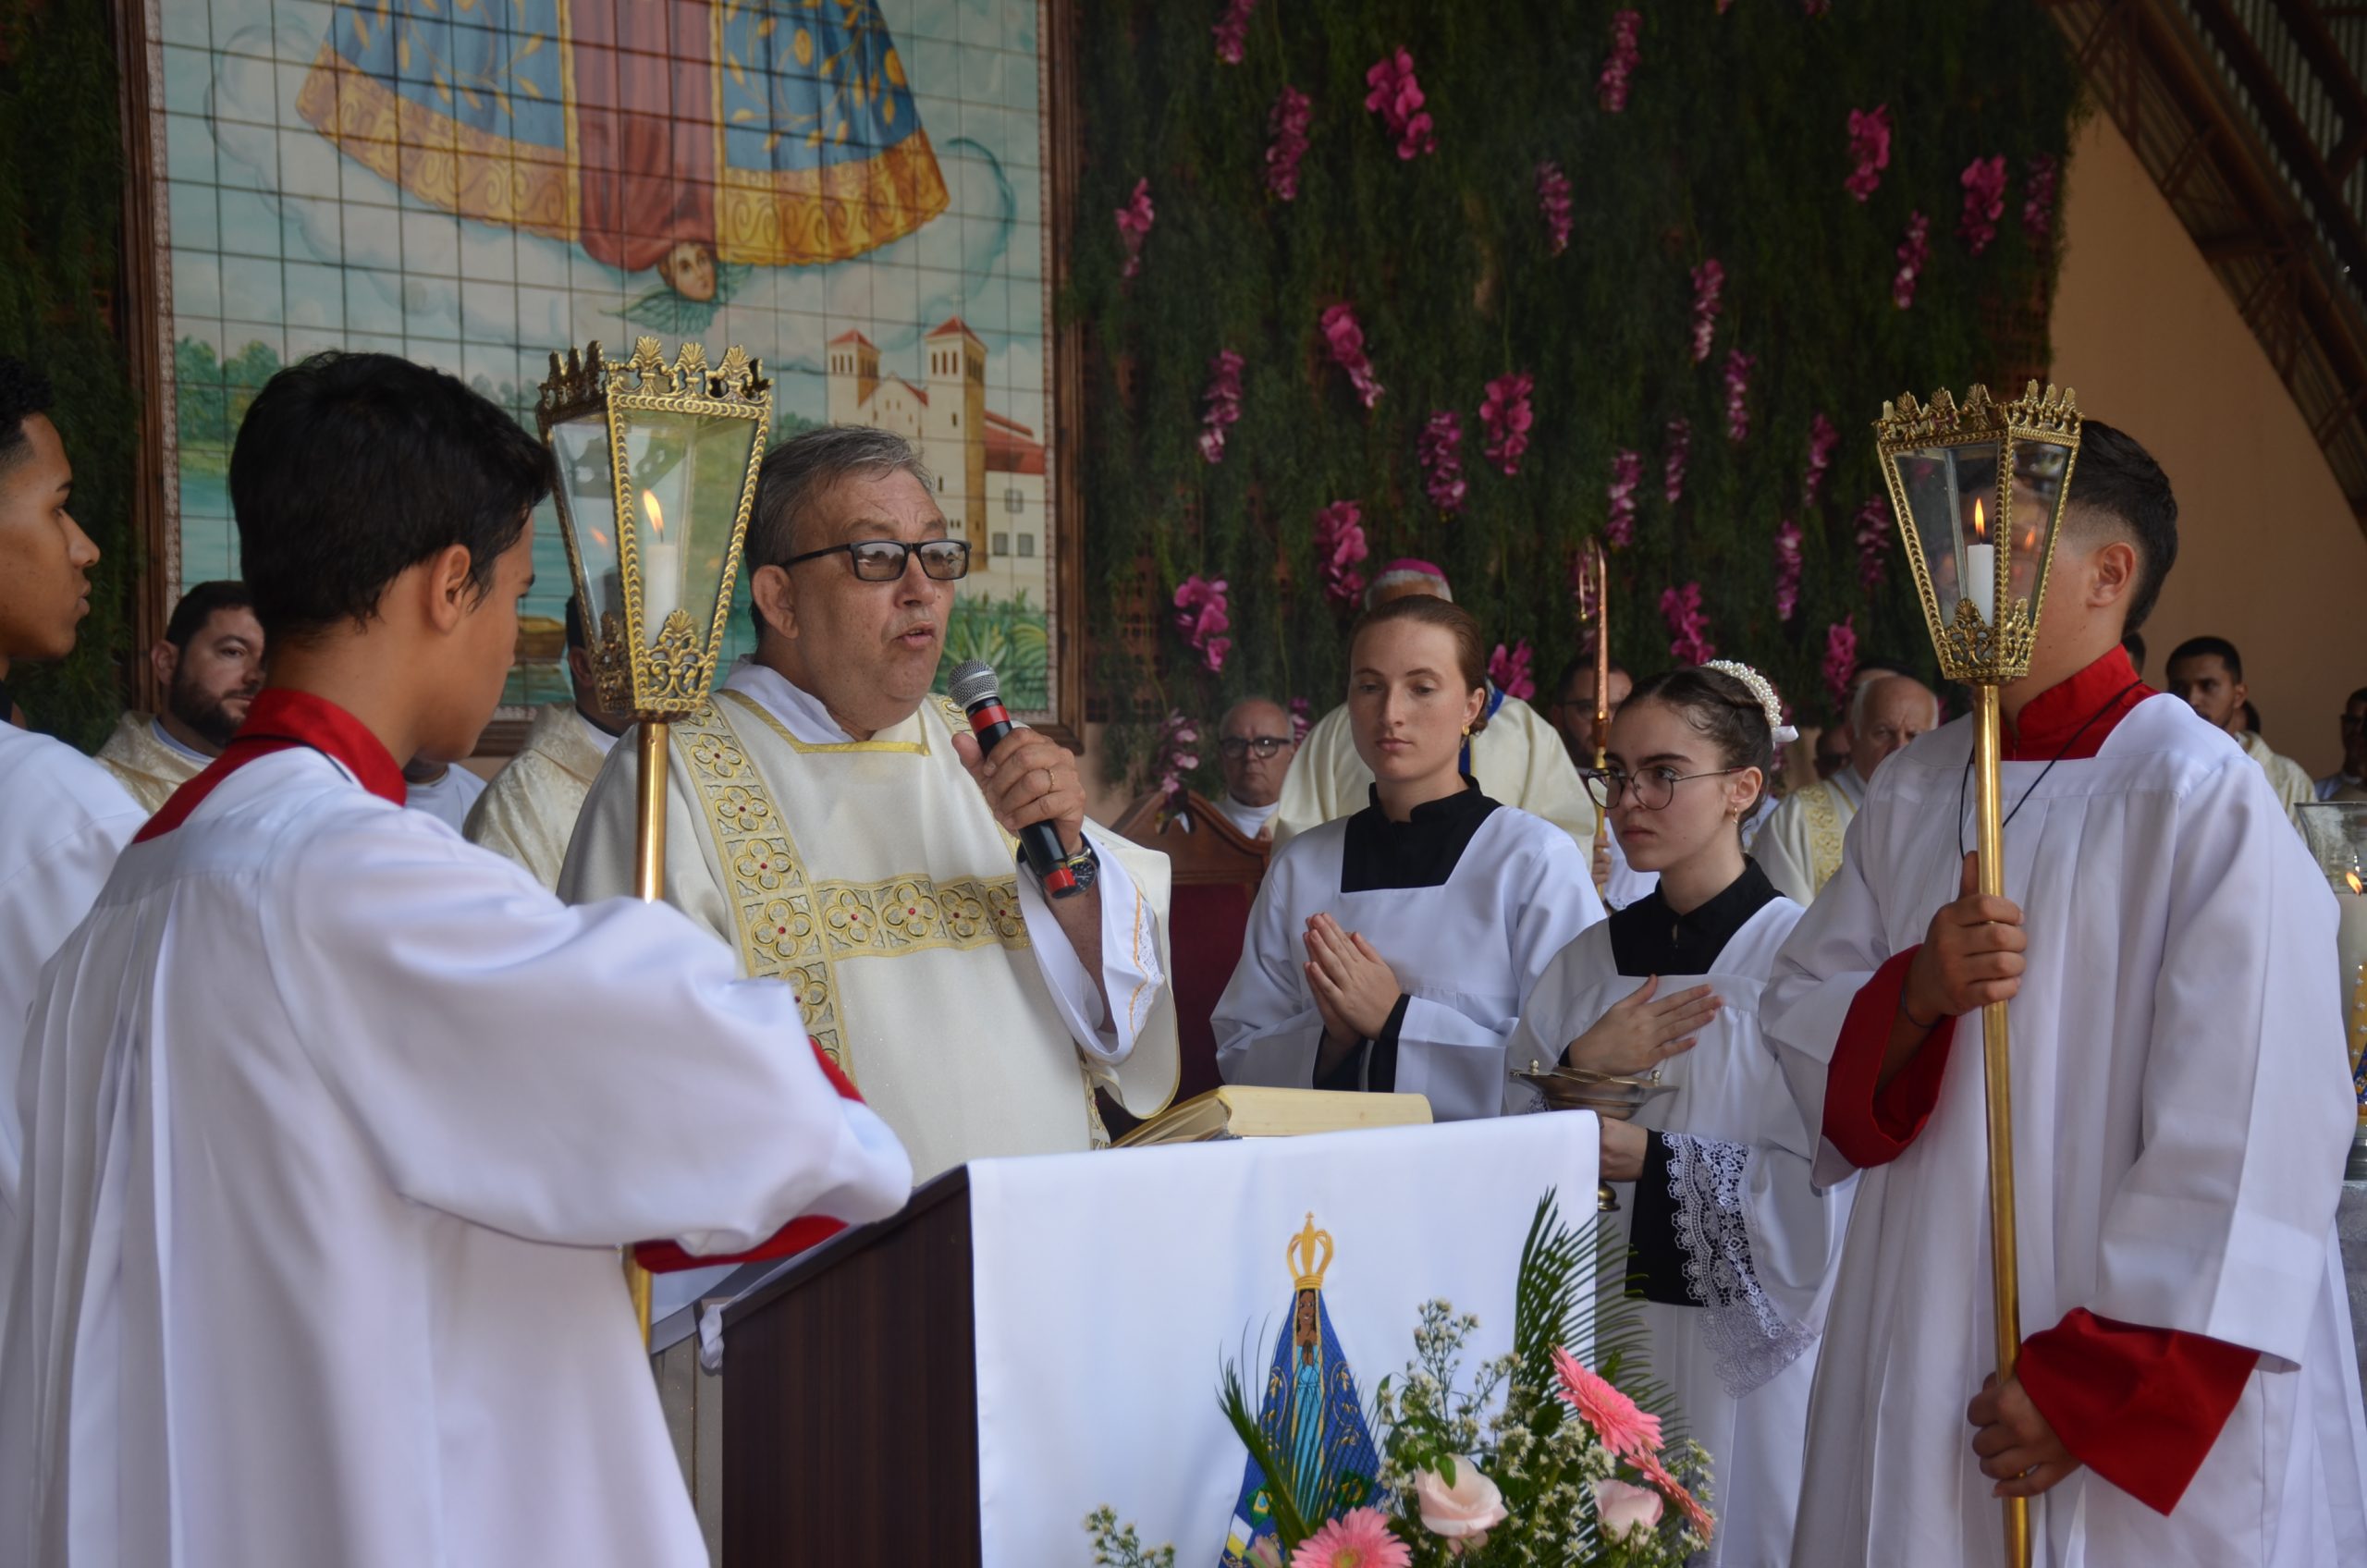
[
  {"xmin": 1287, "ymin": 1213, "xmax": 1334, "ymax": 1292},
  {"xmin": 536, "ymin": 337, "xmax": 772, "ymax": 719},
  {"xmin": 1873, "ymin": 380, "xmax": 2081, "ymax": 686}
]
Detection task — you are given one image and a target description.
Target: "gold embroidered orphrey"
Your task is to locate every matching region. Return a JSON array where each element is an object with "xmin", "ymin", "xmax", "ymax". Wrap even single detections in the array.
[
  {"xmin": 674, "ymin": 694, "xmax": 1030, "ymax": 1082},
  {"xmin": 1803, "ymin": 782, "xmax": 1846, "ymax": 896}
]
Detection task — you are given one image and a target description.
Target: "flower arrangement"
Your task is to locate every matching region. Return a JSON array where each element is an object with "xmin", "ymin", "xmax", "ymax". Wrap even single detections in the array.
[
  {"xmin": 1479, "ymin": 374, "xmax": 1534, "ymax": 477},
  {"xmin": 1419, "ymin": 411, "xmax": 1467, "ymax": 516},
  {"xmin": 1661, "ymin": 582, "xmax": 1715, "ymax": 664},
  {"xmin": 1315, "ymin": 500, "xmax": 1371, "ymax": 606},
  {"xmin": 1686, "ymin": 259, "xmax": 1723, "ymax": 365},
  {"xmin": 1844, "ymin": 105, "xmax": 1890, "ymax": 202},
  {"xmin": 1721, "ymin": 350, "xmax": 1754, "ymax": 445},
  {"xmin": 1854, "ymin": 494, "xmax": 1894, "ymax": 593},
  {"xmin": 1605, "ymin": 449, "xmax": 1642, "ymax": 549},
  {"xmin": 1598, "ymin": 11, "xmax": 1641, "ymax": 114},
  {"xmin": 1213, "ymin": 0, "xmax": 1258, "ymax": 66},
  {"xmin": 1150, "ymin": 710, "xmax": 1201, "ymax": 810},
  {"xmin": 1173, "ymin": 574, "xmax": 1233, "ymax": 673},
  {"xmin": 1537, "ymin": 163, "xmax": 1574, "ymax": 257},
  {"xmin": 1116, "ymin": 178, "xmax": 1155, "ymax": 278},
  {"xmin": 1892, "ymin": 212, "xmax": 1929, "ymax": 310},
  {"xmin": 1772, "ymin": 518, "xmax": 1804, "ymax": 622},
  {"xmin": 1289, "ymin": 696, "xmax": 1314, "ymax": 744},
  {"xmin": 1365, "ymin": 49, "xmax": 1437, "ymax": 160},
  {"xmin": 1200, "ymin": 349, "xmax": 1246, "ymax": 464},
  {"xmin": 1801, "ymin": 412, "xmax": 1838, "ymax": 508},
  {"xmin": 1091, "ymin": 1197, "xmax": 1713, "ymax": 1568},
  {"xmin": 1822, "ymin": 616, "xmax": 1858, "ymax": 713},
  {"xmin": 1662, "ymin": 418, "xmax": 1691, "ymax": 507},
  {"xmin": 1488, "ymin": 641, "xmax": 1535, "ymax": 703},
  {"xmin": 1268, "ymin": 87, "xmax": 1314, "ymax": 202},
  {"xmin": 2022, "ymin": 153, "xmax": 2060, "ymax": 247},
  {"xmin": 1322, "ymin": 305, "xmax": 1386, "ymax": 410},
  {"xmin": 1957, "ymin": 154, "xmax": 2006, "ymax": 256}
]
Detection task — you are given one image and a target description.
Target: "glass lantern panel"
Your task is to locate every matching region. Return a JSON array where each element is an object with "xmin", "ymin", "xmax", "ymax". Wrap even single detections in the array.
[
  {"xmin": 2005, "ymin": 436, "xmax": 2073, "ymax": 606},
  {"xmin": 546, "ymin": 413, "xmax": 624, "ymax": 641},
  {"xmin": 619, "ymin": 408, "xmax": 763, "ymax": 651},
  {"xmin": 1890, "ymin": 443, "xmax": 2001, "ymax": 622}
]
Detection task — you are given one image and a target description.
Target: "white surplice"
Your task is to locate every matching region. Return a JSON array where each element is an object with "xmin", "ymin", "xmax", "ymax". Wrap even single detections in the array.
[
  {"xmin": 1273, "ymin": 692, "xmax": 1598, "ymax": 858},
  {"xmin": 1763, "ymin": 695, "xmax": 2367, "ymax": 1566},
  {"xmin": 559, "ymin": 662, "xmax": 1176, "ymax": 1182},
  {"xmin": 401, "ymin": 760, "xmax": 485, "ymax": 831},
  {"xmin": 463, "ymin": 700, "xmax": 619, "ymax": 889},
  {"xmin": 1506, "ymin": 898, "xmax": 1851, "ymax": 1568},
  {"xmin": 0, "ymin": 739, "xmax": 913, "ymax": 1568},
  {"xmin": 1214, "ymin": 803, "xmax": 1603, "ymax": 1120}
]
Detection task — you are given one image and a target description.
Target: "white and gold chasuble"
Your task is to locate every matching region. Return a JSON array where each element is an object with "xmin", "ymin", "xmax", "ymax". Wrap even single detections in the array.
[
  {"xmin": 560, "ymin": 663, "xmax": 1177, "ymax": 1181},
  {"xmin": 1751, "ymin": 768, "xmax": 1861, "ymax": 907},
  {"xmin": 93, "ymin": 711, "xmax": 210, "ymax": 814},
  {"xmin": 464, "ymin": 701, "xmax": 619, "ymax": 890}
]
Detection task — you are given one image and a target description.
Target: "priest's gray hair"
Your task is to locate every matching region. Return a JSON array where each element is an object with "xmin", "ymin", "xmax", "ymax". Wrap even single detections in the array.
[
  {"xmin": 1849, "ymin": 671, "xmax": 1942, "ymax": 730},
  {"xmin": 747, "ymin": 424, "xmax": 936, "ymax": 570}
]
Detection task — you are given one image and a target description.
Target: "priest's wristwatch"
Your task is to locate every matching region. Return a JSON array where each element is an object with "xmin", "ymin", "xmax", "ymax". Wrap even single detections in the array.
[{"xmin": 1058, "ymin": 839, "xmax": 1101, "ymax": 892}]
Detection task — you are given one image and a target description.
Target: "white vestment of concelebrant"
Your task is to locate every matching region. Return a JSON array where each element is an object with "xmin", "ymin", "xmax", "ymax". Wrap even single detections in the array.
[
  {"xmin": 0, "ymin": 725, "xmax": 913, "ymax": 1568},
  {"xmin": 1750, "ymin": 766, "xmax": 1863, "ymax": 906},
  {"xmin": 1507, "ymin": 889, "xmax": 1850, "ymax": 1568},
  {"xmin": 92, "ymin": 712, "xmax": 208, "ymax": 814},
  {"xmin": 1763, "ymin": 695, "xmax": 2367, "ymax": 1567},
  {"xmin": 1215, "ymin": 791, "xmax": 1602, "ymax": 1121},
  {"xmin": 1273, "ymin": 692, "xmax": 1598, "ymax": 860},
  {"xmin": 465, "ymin": 699, "xmax": 619, "ymax": 889},
  {"xmin": 560, "ymin": 661, "xmax": 1179, "ymax": 1180}
]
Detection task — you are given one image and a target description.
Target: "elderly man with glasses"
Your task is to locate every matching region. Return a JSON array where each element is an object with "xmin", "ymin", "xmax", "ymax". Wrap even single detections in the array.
[
  {"xmin": 564, "ymin": 426, "xmax": 1178, "ymax": 1201},
  {"xmin": 1211, "ymin": 696, "xmax": 1297, "ymax": 839}
]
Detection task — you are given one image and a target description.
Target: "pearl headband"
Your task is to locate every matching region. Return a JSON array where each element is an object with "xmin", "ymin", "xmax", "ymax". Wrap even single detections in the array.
[{"xmin": 1701, "ymin": 659, "xmax": 1800, "ymax": 745}]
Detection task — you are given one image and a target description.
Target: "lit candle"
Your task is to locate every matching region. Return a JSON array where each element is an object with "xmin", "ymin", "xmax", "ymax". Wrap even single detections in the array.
[
  {"xmin": 2339, "ymin": 869, "xmax": 2367, "ymax": 1084},
  {"xmin": 640, "ymin": 489, "xmax": 684, "ymax": 631},
  {"xmin": 1964, "ymin": 496, "xmax": 1996, "ymax": 626}
]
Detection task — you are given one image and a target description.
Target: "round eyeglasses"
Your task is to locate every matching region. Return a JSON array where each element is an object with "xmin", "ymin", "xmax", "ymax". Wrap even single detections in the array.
[
  {"xmin": 1580, "ymin": 766, "xmax": 1745, "ymax": 812},
  {"xmin": 783, "ymin": 538, "xmax": 972, "ymax": 582},
  {"xmin": 1218, "ymin": 736, "xmax": 1293, "ymax": 760}
]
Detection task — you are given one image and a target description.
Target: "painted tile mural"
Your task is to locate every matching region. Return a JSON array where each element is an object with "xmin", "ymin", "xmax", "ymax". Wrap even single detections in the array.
[{"xmin": 156, "ymin": 0, "xmax": 1057, "ymax": 713}]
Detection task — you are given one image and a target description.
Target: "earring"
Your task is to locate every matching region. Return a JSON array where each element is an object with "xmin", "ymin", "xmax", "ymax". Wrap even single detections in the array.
[{"xmin": 1461, "ymin": 725, "xmax": 1472, "ymax": 738}]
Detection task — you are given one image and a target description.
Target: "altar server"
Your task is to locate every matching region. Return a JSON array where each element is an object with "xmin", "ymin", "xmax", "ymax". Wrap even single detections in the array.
[
  {"xmin": 1273, "ymin": 560, "xmax": 1597, "ymax": 859},
  {"xmin": 1216, "ymin": 594, "xmax": 1602, "ymax": 1120},
  {"xmin": 0, "ymin": 357, "xmax": 142, "ymax": 1359},
  {"xmin": 0, "ymin": 352, "xmax": 913, "ymax": 1568},
  {"xmin": 565, "ymin": 424, "xmax": 1176, "ymax": 1178},
  {"xmin": 1763, "ymin": 420, "xmax": 2367, "ymax": 1565},
  {"xmin": 465, "ymin": 594, "xmax": 629, "ymax": 888},
  {"xmin": 1510, "ymin": 663, "xmax": 1849, "ymax": 1567}
]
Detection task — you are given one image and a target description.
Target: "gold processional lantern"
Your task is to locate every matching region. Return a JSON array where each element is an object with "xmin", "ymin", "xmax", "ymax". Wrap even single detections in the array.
[
  {"xmin": 536, "ymin": 336, "xmax": 772, "ymax": 1337},
  {"xmin": 1874, "ymin": 380, "xmax": 2080, "ymax": 1568}
]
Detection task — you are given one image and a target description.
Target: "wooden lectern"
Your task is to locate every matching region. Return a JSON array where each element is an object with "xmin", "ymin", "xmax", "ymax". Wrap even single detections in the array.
[{"xmin": 719, "ymin": 1167, "xmax": 982, "ymax": 1566}]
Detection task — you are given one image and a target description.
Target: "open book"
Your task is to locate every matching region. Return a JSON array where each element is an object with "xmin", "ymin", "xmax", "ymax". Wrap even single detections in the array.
[{"xmin": 1113, "ymin": 1084, "xmax": 1432, "ymax": 1147}]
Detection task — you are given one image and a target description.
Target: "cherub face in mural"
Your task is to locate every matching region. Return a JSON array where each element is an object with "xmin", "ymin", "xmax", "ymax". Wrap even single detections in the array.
[{"xmin": 656, "ymin": 240, "xmax": 721, "ymax": 304}]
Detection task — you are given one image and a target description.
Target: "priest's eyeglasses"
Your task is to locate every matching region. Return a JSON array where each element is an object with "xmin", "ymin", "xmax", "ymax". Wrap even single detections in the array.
[
  {"xmin": 783, "ymin": 538, "xmax": 973, "ymax": 582},
  {"xmin": 1580, "ymin": 766, "xmax": 1745, "ymax": 811},
  {"xmin": 1218, "ymin": 736, "xmax": 1292, "ymax": 760}
]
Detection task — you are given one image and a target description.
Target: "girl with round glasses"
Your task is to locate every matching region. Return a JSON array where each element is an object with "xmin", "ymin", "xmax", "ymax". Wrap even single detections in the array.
[
  {"xmin": 1213, "ymin": 596, "xmax": 1603, "ymax": 1121},
  {"xmin": 1507, "ymin": 663, "xmax": 1855, "ymax": 1567}
]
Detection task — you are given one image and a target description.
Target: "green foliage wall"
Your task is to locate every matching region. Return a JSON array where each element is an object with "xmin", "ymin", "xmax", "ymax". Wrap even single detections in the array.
[
  {"xmin": 1072, "ymin": 0, "xmax": 2078, "ymax": 778},
  {"xmin": 0, "ymin": 0, "xmax": 136, "ymax": 751}
]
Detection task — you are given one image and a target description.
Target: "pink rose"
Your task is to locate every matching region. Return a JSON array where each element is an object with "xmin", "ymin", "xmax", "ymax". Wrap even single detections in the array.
[
  {"xmin": 1416, "ymin": 1457, "xmax": 1508, "ymax": 1550},
  {"xmin": 1592, "ymin": 1477, "xmax": 1663, "ymax": 1540}
]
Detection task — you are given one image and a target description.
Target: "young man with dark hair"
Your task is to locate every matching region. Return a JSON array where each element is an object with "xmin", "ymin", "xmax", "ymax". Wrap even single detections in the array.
[
  {"xmin": 2319, "ymin": 685, "xmax": 2367, "ymax": 802},
  {"xmin": 93, "ymin": 580, "xmax": 265, "ymax": 810},
  {"xmin": 464, "ymin": 593, "xmax": 636, "ymax": 888},
  {"xmin": 1767, "ymin": 417, "xmax": 2367, "ymax": 1564},
  {"xmin": 0, "ymin": 356, "xmax": 144, "ymax": 1348},
  {"xmin": 2166, "ymin": 634, "xmax": 2314, "ymax": 820},
  {"xmin": 1, "ymin": 353, "xmax": 911, "ymax": 1568}
]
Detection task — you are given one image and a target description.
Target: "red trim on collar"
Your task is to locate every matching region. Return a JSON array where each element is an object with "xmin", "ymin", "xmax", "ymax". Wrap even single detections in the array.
[
  {"xmin": 135, "ymin": 689, "xmax": 407, "ymax": 841},
  {"xmin": 2002, "ymin": 644, "xmax": 2154, "ymax": 763}
]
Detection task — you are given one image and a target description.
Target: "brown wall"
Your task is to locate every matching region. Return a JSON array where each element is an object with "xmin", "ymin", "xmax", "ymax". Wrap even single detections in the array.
[{"xmin": 2051, "ymin": 116, "xmax": 2367, "ymax": 779}]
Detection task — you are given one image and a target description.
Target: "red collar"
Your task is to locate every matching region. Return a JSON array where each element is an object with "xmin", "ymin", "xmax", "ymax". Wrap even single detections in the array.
[
  {"xmin": 136, "ymin": 689, "xmax": 407, "ymax": 841},
  {"xmin": 2002, "ymin": 644, "xmax": 2154, "ymax": 763}
]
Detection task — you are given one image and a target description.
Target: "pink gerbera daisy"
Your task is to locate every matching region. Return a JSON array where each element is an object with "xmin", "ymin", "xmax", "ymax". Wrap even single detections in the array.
[
  {"xmin": 1630, "ymin": 1447, "xmax": 1716, "ymax": 1541},
  {"xmin": 1290, "ymin": 1507, "xmax": 1411, "ymax": 1568},
  {"xmin": 1553, "ymin": 1346, "xmax": 1662, "ymax": 1459}
]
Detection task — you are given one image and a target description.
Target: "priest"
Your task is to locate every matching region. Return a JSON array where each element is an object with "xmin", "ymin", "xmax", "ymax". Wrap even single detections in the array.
[
  {"xmin": 94, "ymin": 581, "xmax": 264, "ymax": 810},
  {"xmin": 562, "ymin": 425, "xmax": 1177, "ymax": 1179},
  {"xmin": 2, "ymin": 352, "xmax": 914, "ymax": 1568},
  {"xmin": 1752, "ymin": 673, "xmax": 1938, "ymax": 904},
  {"xmin": 1273, "ymin": 559, "xmax": 1595, "ymax": 858},
  {"xmin": 465, "ymin": 594, "xmax": 631, "ymax": 888},
  {"xmin": 1763, "ymin": 420, "xmax": 2367, "ymax": 1565}
]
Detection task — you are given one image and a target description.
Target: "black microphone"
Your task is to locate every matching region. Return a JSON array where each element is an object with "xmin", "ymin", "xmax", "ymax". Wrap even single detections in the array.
[{"xmin": 948, "ymin": 659, "xmax": 1079, "ymax": 899}]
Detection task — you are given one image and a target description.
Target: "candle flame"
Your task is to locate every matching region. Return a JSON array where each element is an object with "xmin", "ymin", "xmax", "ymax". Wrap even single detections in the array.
[
  {"xmin": 1971, "ymin": 496, "xmax": 1987, "ymax": 543},
  {"xmin": 643, "ymin": 490, "xmax": 665, "ymax": 537},
  {"xmin": 2349, "ymin": 870, "xmax": 2364, "ymax": 895}
]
